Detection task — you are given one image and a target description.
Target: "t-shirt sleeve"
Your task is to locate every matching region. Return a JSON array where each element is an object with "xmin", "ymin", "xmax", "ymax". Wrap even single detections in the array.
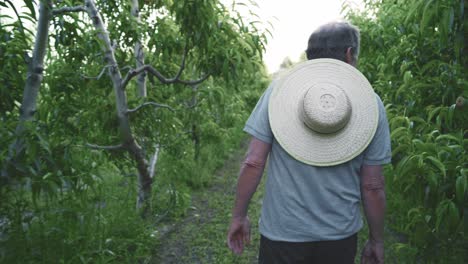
[
  {"xmin": 362, "ymin": 95, "xmax": 392, "ymax": 165},
  {"xmin": 243, "ymin": 85, "xmax": 274, "ymax": 144}
]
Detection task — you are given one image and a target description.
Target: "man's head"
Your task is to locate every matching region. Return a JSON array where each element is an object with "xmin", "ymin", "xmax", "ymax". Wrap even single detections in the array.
[{"xmin": 306, "ymin": 21, "xmax": 360, "ymax": 66}]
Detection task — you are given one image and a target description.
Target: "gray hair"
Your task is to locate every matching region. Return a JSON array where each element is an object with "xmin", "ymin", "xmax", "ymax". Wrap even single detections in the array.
[{"xmin": 305, "ymin": 21, "xmax": 360, "ymax": 63}]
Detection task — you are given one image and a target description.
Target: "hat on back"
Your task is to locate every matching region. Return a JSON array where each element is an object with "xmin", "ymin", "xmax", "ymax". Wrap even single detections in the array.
[{"xmin": 268, "ymin": 58, "xmax": 379, "ymax": 166}]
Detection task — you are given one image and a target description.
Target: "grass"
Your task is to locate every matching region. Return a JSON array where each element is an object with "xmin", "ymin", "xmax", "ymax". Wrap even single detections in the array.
[
  {"xmin": 150, "ymin": 142, "xmax": 263, "ymax": 263},
  {"xmin": 0, "ymin": 162, "xmax": 157, "ymax": 264}
]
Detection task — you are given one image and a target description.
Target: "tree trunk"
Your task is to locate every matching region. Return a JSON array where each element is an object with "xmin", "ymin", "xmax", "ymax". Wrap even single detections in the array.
[
  {"xmin": 85, "ymin": 0, "xmax": 152, "ymax": 215},
  {"xmin": 131, "ymin": 0, "xmax": 147, "ymax": 97},
  {"xmin": 190, "ymin": 85, "xmax": 200, "ymax": 161},
  {"xmin": 2, "ymin": 0, "xmax": 53, "ymax": 180},
  {"xmin": 19, "ymin": 0, "xmax": 52, "ymax": 122},
  {"xmin": 192, "ymin": 123, "xmax": 200, "ymax": 161}
]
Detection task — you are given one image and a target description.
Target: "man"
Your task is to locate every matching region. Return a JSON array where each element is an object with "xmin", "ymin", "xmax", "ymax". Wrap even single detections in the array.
[{"xmin": 226, "ymin": 21, "xmax": 391, "ymax": 264}]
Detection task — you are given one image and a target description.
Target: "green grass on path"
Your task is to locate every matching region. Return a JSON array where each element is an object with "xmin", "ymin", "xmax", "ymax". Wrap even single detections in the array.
[{"xmin": 151, "ymin": 142, "xmax": 262, "ymax": 263}]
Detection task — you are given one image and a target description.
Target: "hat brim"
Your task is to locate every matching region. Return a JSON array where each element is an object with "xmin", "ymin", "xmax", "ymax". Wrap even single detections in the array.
[{"xmin": 268, "ymin": 59, "xmax": 379, "ymax": 166}]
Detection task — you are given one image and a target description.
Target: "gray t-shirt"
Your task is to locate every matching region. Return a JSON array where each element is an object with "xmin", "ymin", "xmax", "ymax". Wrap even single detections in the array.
[{"xmin": 244, "ymin": 82, "xmax": 391, "ymax": 242}]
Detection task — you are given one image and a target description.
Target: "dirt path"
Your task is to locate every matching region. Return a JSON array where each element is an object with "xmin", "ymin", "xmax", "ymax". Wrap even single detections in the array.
[{"xmin": 150, "ymin": 141, "xmax": 263, "ymax": 264}]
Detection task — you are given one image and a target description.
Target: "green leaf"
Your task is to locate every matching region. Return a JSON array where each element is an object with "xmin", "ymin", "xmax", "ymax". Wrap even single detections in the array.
[
  {"xmin": 427, "ymin": 106, "xmax": 444, "ymax": 122},
  {"xmin": 408, "ymin": 82, "xmax": 432, "ymax": 94},
  {"xmin": 439, "ymin": 8, "xmax": 451, "ymax": 45},
  {"xmin": 43, "ymin": 172, "xmax": 53, "ymax": 180},
  {"xmin": 411, "ymin": 138, "xmax": 423, "ymax": 149},
  {"xmin": 389, "ymin": 116, "xmax": 410, "ymax": 129},
  {"xmin": 447, "ymin": 104, "xmax": 455, "ymax": 128},
  {"xmin": 436, "ymin": 134, "xmax": 461, "ymax": 144},
  {"xmin": 435, "ymin": 200, "xmax": 448, "ymax": 231},
  {"xmin": 460, "ymin": 168, "xmax": 468, "ymax": 177},
  {"xmin": 392, "ymin": 144, "xmax": 408, "ymax": 157},
  {"xmin": 403, "ymin": 71, "xmax": 412, "ymax": 83},
  {"xmin": 409, "ymin": 116, "xmax": 427, "ymax": 126},
  {"xmin": 426, "ymin": 171, "xmax": 438, "ymax": 188},
  {"xmin": 448, "ymin": 6, "xmax": 454, "ymax": 31},
  {"xmin": 396, "ymin": 154, "xmax": 420, "ymax": 180},
  {"xmin": 24, "ymin": 0, "xmax": 36, "ymax": 21},
  {"xmin": 413, "ymin": 139, "xmax": 436, "ymax": 154},
  {"xmin": 421, "ymin": 0, "xmax": 435, "ymax": 30},
  {"xmin": 407, "ymin": 207, "xmax": 421, "ymax": 218},
  {"xmin": 426, "ymin": 155, "xmax": 446, "ymax": 178},
  {"xmin": 455, "ymin": 175, "xmax": 467, "ymax": 204},
  {"xmin": 393, "ymin": 243, "xmax": 411, "ymax": 254},
  {"xmin": 447, "ymin": 200, "xmax": 460, "ymax": 230},
  {"xmin": 390, "ymin": 126, "xmax": 409, "ymax": 140}
]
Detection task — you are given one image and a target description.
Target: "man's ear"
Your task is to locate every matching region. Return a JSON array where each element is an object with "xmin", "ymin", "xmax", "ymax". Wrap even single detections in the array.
[{"xmin": 345, "ymin": 47, "xmax": 354, "ymax": 66}]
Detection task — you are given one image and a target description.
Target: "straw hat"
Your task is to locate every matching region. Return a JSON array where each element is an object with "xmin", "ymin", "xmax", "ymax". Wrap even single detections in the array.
[{"xmin": 268, "ymin": 58, "xmax": 379, "ymax": 166}]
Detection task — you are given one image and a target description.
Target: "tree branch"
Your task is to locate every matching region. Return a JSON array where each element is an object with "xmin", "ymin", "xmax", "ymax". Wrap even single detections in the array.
[
  {"xmin": 52, "ymin": 6, "xmax": 86, "ymax": 16},
  {"xmin": 136, "ymin": 50, "xmax": 145, "ymax": 65},
  {"xmin": 2, "ymin": 0, "xmax": 52, "ymax": 180},
  {"xmin": 86, "ymin": 143, "xmax": 123, "ymax": 150},
  {"xmin": 127, "ymin": 102, "xmax": 174, "ymax": 114},
  {"xmin": 121, "ymin": 65, "xmax": 210, "ymax": 89},
  {"xmin": 81, "ymin": 66, "xmax": 109, "ymax": 80},
  {"xmin": 148, "ymin": 144, "xmax": 160, "ymax": 179},
  {"xmin": 172, "ymin": 42, "xmax": 189, "ymax": 81},
  {"xmin": 120, "ymin": 42, "xmax": 209, "ymax": 88}
]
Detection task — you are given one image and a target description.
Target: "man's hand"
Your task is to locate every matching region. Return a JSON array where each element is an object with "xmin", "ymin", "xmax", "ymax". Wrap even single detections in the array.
[
  {"xmin": 361, "ymin": 239, "xmax": 384, "ymax": 264},
  {"xmin": 227, "ymin": 216, "xmax": 251, "ymax": 255}
]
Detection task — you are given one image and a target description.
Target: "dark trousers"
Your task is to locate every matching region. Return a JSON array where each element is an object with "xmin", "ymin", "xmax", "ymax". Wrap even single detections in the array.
[{"xmin": 258, "ymin": 233, "xmax": 357, "ymax": 264}]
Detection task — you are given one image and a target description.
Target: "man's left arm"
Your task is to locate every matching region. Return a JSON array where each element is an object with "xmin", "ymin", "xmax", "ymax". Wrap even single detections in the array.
[
  {"xmin": 360, "ymin": 96, "xmax": 391, "ymax": 264},
  {"xmin": 360, "ymin": 164, "xmax": 386, "ymax": 264}
]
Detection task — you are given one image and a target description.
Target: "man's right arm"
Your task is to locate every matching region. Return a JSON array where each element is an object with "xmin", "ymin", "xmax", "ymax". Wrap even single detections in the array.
[{"xmin": 227, "ymin": 137, "xmax": 271, "ymax": 255}]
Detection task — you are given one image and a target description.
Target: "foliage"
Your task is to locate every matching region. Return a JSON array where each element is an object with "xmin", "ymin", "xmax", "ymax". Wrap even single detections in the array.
[
  {"xmin": 0, "ymin": 1, "xmax": 32, "ymax": 117},
  {"xmin": 0, "ymin": 0, "xmax": 269, "ymax": 262},
  {"xmin": 0, "ymin": 162, "xmax": 155, "ymax": 263},
  {"xmin": 346, "ymin": 0, "xmax": 467, "ymax": 262}
]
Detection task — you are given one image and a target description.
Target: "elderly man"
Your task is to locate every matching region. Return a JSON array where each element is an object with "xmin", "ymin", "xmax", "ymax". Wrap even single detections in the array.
[{"xmin": 227, "ymin": 21, "xmax": 391, "ymax": 264}]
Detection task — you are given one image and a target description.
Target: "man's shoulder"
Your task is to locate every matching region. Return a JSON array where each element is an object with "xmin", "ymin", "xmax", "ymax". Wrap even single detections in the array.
[{"xmin": 373, "ymin": 93, "xmax": 386, "ymax": 110}]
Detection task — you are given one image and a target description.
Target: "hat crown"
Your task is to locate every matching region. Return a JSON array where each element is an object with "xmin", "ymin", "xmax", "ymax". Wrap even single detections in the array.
[{"xmin": 301, "ymin": 84, "xmax": 351, "ymax": 134}]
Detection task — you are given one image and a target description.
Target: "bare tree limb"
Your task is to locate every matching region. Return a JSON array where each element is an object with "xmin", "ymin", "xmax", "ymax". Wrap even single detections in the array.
[
  {"xmin": 172, "ymin": 42, "xmax": 189, "ymax": 81},
  {"xmin": 127, "ymin": 102, "xmax": 174, "ymax": 114},
  {"xmin": 52, "ymin": 6, "xmax": 86, "ymax": 16},
  {"xmin": 121, "ymin": 65, "xmax": 163, "ymax": 88},
  {"xmin": 121, "ymin": 65, "xmax": 132, "ymax": 72},
  {"xmin": 185, "ymin": 84, "xmax": 199, "ymax": 109},
  {"xmin": 136, "ymin": 51, "xmax": 145, "ymax": 65},
  {"xmin": 120, "ymin": 42, "xmax": 209, "ymax": 89},
  {"xmin": 2, "ymin": 0, "xmax": 52, "ymax": 180},
  {"xmin": 111, "ymin": 40, "xmax": 118, "ymax": 52},
  {"xmin": 81, "ymin": 66, "xmax": 110, "ymax": 80},
  {"xmin": 131, "ymin": 0, "xmax": 147, "ymax": 97},
  {"xmin": 121, "ymin": 64, "xmax": 210, "ymax": 89},
  {"xmin": 148, "ymin": 144, "xmax": 160, "ymax": 179},
  {"xmin": 86, "ymin": 143, "xmax": 123, "ymax": 150}
]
